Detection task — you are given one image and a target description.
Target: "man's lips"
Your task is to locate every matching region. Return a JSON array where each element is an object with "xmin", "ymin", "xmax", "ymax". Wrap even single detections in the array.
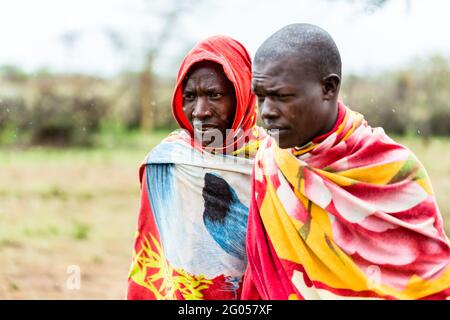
[
  {"xmin": 192, "ymin": 124, "xmax": 222, "ymax": 145},
  {"xmin": 266, "ymin": 125, "xmax": 290, "ymax": 135},
  {"xmin": 193, "ymin": 123, "xmax": 219, "ymax": 132}
]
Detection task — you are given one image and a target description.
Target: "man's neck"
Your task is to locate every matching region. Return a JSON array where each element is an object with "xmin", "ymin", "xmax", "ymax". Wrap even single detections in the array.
[{"xmin": 312, "ymin": 101, "xmax": 342, "ymax": 144}]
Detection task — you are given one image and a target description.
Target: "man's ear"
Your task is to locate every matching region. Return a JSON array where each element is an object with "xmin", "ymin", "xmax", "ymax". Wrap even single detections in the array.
[{"xmin": 321, "ymin": 74, "xmax": 340, "ymax": 100}]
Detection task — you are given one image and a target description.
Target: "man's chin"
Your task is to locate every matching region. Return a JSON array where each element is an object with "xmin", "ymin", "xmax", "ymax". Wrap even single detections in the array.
[
  {"xmin": 274, "ymin": 138, "xmax": 311, "ymax": 150},
  {"xmin": 268, "ymin": 131, "xmax": 294, "ymax": 149},
  {"xmin": 193, "ymin": 136, "xmax": 221, "ymax": 148},
  {"xmin": 273, "ymin": 140, "xmax": 294, "ymax": 149},
  {"xmin": 193, "ymin": 128, "xmax": 226, "ymax": 148}
]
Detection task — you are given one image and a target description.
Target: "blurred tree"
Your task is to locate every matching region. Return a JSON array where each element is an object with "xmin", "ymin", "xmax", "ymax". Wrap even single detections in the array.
[
  {"xmin": 341, "ymin": 54, "xmax": 450, "ymax": 139},
  {"xmin": 0, "ymin": 65, "xmax": 27, "ymax": 83},
  {"xmin": 103, "ymin": 0, "xmax": 203, "ymax": 132},
  {"xmin": 329, "ymin": 0, "xmax": 411, "ymax": 13},
  {"xmin": 59, "ymin": 30, "xmax": 82, "ymax": 73}
]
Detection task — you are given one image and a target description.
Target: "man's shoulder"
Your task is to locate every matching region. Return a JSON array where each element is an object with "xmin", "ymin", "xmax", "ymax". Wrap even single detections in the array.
[{"xmin": 143, "ymin": 130, "xmax": 192, "ymax": 165}]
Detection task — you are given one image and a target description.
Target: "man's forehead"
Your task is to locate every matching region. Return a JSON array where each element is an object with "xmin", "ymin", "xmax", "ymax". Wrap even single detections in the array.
[
  {"xmin": 187, "ymin": 65, "xmax": 223, "ymax": 79},
  {"xmin": 184, "ymin": 64, "xmax": 231, "ymax": 87},
  {"xmin": 254, "ymin": 55, "xmax": 291, "ymax": 75},
  {"xmin": 253, "ymin": 54, "xmax": 316, "ymax": 86},
  {"xmin": 253, "ymin": 60, "xmax": 296, "ymax": 86}
]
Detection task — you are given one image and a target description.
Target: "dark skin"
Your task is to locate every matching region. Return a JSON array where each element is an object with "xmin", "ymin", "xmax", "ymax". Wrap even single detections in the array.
[
  {"xmin": 182, "ymin": 61, "xmax": 236, "ymax": 148},
  {"xmin": 252, "ymin": 55, "xmax": 340, "ymax": 149}
]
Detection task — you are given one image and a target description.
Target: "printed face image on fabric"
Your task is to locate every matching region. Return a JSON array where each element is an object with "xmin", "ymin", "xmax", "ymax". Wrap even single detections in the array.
[{"xmin": 146, "ymin": 162, "xmax": 250, "ymax": 281}]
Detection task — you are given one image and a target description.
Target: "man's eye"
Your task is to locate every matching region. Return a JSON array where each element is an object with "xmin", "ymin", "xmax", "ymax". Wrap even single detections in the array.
[
  {"xmin": 183, "ymin": 93, "xmax": 195, "ymax": 101},
  {"xmin": 277, "ymin": 94, "xmax": 292, "ymax": 101},
  {"xmin": 209, "ymin": 93, "xmax": 223, "ymax": 99}
]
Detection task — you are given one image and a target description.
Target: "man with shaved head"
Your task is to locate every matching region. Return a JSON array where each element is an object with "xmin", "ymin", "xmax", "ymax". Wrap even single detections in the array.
[{"xmin": 242, "ymin": 23, "xmax": 450, "ymax": 300}]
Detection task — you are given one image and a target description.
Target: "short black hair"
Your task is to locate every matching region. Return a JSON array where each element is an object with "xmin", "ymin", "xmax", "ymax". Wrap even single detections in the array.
[{"xmin": 255, "ymin": 23, "xmax": 342, "ymax": 79}]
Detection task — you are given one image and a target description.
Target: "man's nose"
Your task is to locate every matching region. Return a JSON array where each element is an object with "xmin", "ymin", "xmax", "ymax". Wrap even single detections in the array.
[
  {"xmin": 192, "ymin": 97, "xmax": 213, "ymax": 120},
  {"xmin": 260, "ymin": 98, "xmax": 279, "ymax": 121}
]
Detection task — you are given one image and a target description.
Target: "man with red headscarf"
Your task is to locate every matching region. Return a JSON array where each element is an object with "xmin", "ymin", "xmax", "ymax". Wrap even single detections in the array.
[{"xmin": 127, "ymin": 35, "xmax": 265, "ymax": 300}]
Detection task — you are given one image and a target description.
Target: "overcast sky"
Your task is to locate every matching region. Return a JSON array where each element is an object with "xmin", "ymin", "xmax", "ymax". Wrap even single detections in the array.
[{"xmin": 0, "ymin": 0, "xmax": 448, "ymax": 77}]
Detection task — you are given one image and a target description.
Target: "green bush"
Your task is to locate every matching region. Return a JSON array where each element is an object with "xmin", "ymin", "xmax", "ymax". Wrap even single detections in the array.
[{"xmin": 28, "ymin": 94, "xmax": 106, "ymax": 146}]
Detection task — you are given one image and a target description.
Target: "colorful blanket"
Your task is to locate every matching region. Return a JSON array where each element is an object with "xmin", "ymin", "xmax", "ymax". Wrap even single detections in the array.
[
  {"xmin": 127, "ymin": 34, "xmax": 262, "ymax": 300},
  {"xmin": 128, "ymin": 128, "xmax": 264, "ymax": 299},
  {"xmin": 242, "ymin": 102, "xmax": 450, "ymax": 300}
]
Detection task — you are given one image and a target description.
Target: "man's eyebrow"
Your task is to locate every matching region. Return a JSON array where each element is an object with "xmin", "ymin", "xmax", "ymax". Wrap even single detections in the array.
[
  {"xmin": 267, "ymin": 87, "xmax": 285, "ymax": 92},
  {"xmin": 252, "ymin": 78, "xmax": 286, "ymax": 91},
  {"xmin": 252, "ymin": 80, "xmax": 267, "ymax": 89},
  {"xmin": 254, "ymin": 86, "xmax": 285, "ymax": 94},
  {"xmin": 205, "ymin": 85, "xmax": 224, "ymax": 89},
  {"xmin": 252, "ymin": 84, "xmax": 265, "ymax": 93},
  {"xmin": 204, "ymin": 87, "xmax": 228, "ymax": 94}
]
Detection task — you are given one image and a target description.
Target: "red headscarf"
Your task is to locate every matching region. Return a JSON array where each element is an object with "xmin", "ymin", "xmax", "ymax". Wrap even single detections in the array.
[{"xmin": 171, "ymin": 35, "xmax": 257, "ymax": 139}]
